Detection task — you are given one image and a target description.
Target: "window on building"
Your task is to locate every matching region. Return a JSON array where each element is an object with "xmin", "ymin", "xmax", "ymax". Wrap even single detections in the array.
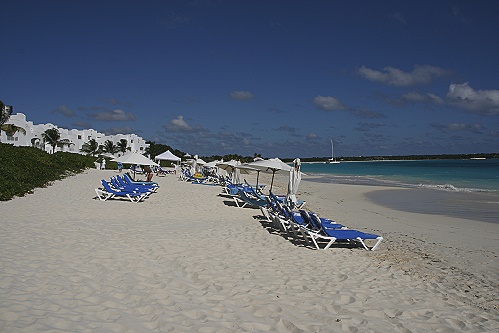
[{"xmin": 78, "ymin": 135, "xmax": 82, "ymax": 139}]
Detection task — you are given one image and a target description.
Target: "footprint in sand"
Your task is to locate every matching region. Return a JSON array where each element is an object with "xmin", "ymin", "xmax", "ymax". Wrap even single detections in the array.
[{"xmin": 335, "ymin": 294, "xmax": 356, "ymax": 305}]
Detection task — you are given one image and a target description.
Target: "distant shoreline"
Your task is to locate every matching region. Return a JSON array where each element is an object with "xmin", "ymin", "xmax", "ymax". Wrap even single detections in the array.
[{"xmin": 287, "ymin": 153, "xmax": 498, "ymax": 163}]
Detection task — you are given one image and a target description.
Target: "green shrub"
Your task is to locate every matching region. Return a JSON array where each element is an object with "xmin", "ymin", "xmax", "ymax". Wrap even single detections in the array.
[{"xmin": 0, "ymin": 143, "xmax": 96, "ymax": 201}]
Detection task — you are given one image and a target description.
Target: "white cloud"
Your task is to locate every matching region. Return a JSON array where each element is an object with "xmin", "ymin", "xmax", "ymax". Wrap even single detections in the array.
[
  {"xmin": 390, "ymin": 92, "xmax": 444, "ymax": 105},
  {"xmin": 230, "ymin": 91, "xmax": 255, "ymax": 101},
  {"xmin": 431, "ymin": 122, "xmax": 485, "ymax": 134},
  {"xmin": 52, "ymin": 105, "xmax": 75, "ymax": 117},
  {"xmin": 313, "ymin": 95, "xmax": 347, "ymax": 111},
  {"xmin": 357, "ymin": 65, "xmax": 449, "ymax": 86},
  {"xmin": 447, "ymin": 82, "xmax": 499, "ymax": 116},
  {"xmin": 166, "ymin": 115, "xmax": 193, "ymax": 132},
  {"xmin": 306, "ymin": 133, "xmax": 318, "ymax": 140},
  {"xmin": 313, "ymin": 96, "xmax": 384, "ymax": 118},
  {"xmin": 90, "ymin": 109, "xmax": 136, "ymax": 121}
]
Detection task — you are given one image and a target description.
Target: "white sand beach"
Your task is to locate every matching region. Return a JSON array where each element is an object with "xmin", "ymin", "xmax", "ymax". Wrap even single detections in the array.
[{"xmin": 1, "ymin": 169, "xmax": 498, "ymax": 332}]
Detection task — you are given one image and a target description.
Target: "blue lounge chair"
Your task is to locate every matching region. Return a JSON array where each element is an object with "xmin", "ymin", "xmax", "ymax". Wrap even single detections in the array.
[
  {"xmin": 123, "ymin": 173, "xmax": 158, "ymax": 187},
  {"xmin": 225, "ymin": 183, "xmax": 251, "ymax": 195},
  {"xmin": 235, "ymin": 189, "xmax": 269, "ymax": 208},
  {"xmin": 262, "ymin": 195, "xmax": 310, "ymax": 239},
  {"xmin": 95, "ymin": 180, "xmax": 149, "ymax": 203},
  {"xmin": 298, "ymin": 210, "xmax": 343, "ymax": 230},
  {"xmin": 155, "ymin": 166, "xmax": 174, "ymax": 175},
  {"xmin": 115, "ymin": 175, "xmax": 158, "ymax": 193},
  {"xmin": 303, "ymin": 210, "xmax": 383, "ymax": 251}
]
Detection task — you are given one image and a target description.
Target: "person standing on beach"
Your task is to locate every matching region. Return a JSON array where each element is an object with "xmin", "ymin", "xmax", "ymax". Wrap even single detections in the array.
[
  {"xmin": 117, "ymin": 161, "xmax": 123, "ymax": 173},
  {"xmin": 101, "ymin": 158, "xmax": 106, "ymax": 170},
  {"xmin": 143, "ymin": 165, "xmax": 153, "ymax": 182}
]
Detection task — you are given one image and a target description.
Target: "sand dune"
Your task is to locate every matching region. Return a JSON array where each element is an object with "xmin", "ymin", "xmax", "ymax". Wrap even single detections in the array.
[{"xmin": 0, "ymin": 169, "xmax": 497, "ymax": 332}]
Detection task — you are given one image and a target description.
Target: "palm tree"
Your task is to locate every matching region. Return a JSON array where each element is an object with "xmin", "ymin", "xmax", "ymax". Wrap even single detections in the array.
[
  {"xmin": 1, "ymin": 123, "xmax": 27, "ymax": 137},
  {"xmin": 80, "ymin": 138, "xmax": 100, "ymax": 156},
  {"xmin": 103, "ymin": 139, "xmax": 118, "ymax": 155},
  {"xmin": 0, "ymin": 100, "xmax": 9, "ymax": 125},
  {"xmin": 117, "ymin": 138, "xmax": 128, "ymax": 154},
  {"xmin": 42, "ymin": 127, "xmax": 62, "ymax": 153},
  {"xmin": 0, "ymin": 100, "xmax": 26, "ymax": 138}
]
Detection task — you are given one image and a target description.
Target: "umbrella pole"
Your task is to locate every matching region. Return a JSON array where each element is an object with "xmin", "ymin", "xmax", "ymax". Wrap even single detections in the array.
[{"xmin": 270, "ymin": 170, "xmax": 275, "ymax": 192}]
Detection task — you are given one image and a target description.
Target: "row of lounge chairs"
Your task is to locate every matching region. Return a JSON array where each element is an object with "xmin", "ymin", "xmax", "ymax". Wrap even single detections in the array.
[
  {"xmin": 225, "ymin": 181, "xmax": 306, "ymax": 211},
  {"xmin": 182, "ymin": 167, "xmax": 383, "ymax": 251},
  {"xmin": 260, "ymin": 192, "xmax": 383, "ymax": 250},
  {"xmin": 95, "ymin": 173, "xmax": 159, "ymax": 203},
  {"xmin": 216, "ymin": 178, "xmax": 382, "ymax": 250},
  {"xmin": 179, "ymin": 169, "xmax": 209, "ymax": 183},
  {"xmin": 154, "ymin": 166, "xmax": 175, "ymax": 176}
]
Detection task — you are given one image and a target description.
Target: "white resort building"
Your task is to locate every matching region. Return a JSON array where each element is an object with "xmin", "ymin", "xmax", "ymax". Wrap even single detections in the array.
[{"xmin": 1, "ymin": 113, "xmax": 149, "ymax": 156}]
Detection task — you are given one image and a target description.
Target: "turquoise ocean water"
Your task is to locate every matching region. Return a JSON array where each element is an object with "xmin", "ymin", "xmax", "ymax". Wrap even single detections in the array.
[{"xmin": 300, "ymin": 159, "xmax": 499, "ymax": 223}]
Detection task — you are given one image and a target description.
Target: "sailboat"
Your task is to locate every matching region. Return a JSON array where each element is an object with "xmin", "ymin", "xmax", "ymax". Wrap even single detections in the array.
[{"xmin": 327, "ymin": 140, "xmax": 340, "ymax": 164}]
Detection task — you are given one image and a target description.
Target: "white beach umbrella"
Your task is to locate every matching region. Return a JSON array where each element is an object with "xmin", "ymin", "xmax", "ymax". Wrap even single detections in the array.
[
  {"xmin": 112, "ymin": 152, "xmax": 158, "ymax": 166},
  {"xmin": 112, "ymin": 152, "xmax": 158, "ymax": 179},
  {"xmin": 203, "ymin": 160, "xmax": 219, "ymax": 168},
  {"xmin": 216, "ymin": 160, "xmax": 251, "ymax": 184},
  {"xmin": 287, "ymin": 158, "xmax": 302, "ymax": 208},
  {"xmin": 215, "ymin": 160, "xmax": 238, "ymax": 173},
  {"xmin": 236, "ymin": 164, "xmax": 262, "ymax": 187},
  {"xmin": 100, "ymin": 152, "xmax": 116, "ymax": 159},
  {"xmin": 245, "ymin": 158, "xmax": 292, "ymax": 191}
]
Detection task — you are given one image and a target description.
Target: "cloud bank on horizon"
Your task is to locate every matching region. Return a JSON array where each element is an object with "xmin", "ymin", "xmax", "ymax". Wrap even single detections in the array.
[{"xmin": 1, "ymin": 0, "xmax": 498, "ymax": 157}]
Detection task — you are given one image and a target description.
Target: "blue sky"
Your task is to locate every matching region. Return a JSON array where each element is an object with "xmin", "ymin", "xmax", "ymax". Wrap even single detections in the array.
[{"xmin": 2, "ymin": 0, "xmax": 498, "ymax": 158}]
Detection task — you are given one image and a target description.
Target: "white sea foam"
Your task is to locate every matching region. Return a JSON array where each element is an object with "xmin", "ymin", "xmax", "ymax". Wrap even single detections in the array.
[{"xmin": 416, "ymin": 183, "xmax": 494, "ymax": 193}]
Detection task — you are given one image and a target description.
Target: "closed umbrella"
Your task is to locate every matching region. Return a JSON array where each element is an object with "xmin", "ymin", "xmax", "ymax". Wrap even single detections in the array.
[
  {"xmin": 232, "ymin": 165, "xmax": 241, "ymax": 184},
  {"xmin": 191, "ymin": 155, "xmax": 198, "ymax": 176},
  {"xmin": 287, "ymin": 158, "xmax": 302, "ymax": 208}
]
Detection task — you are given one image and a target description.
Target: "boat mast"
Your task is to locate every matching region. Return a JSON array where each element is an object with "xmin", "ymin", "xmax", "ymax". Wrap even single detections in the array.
[{"xmin": 331, "ymin": 139, "xmax": 334, "ymax": 160}]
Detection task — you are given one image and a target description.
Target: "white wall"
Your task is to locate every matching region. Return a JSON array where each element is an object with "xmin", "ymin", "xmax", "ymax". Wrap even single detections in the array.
[{"xmin": 1, "ymin": 113, "xmax": 149, "ymax": 155}]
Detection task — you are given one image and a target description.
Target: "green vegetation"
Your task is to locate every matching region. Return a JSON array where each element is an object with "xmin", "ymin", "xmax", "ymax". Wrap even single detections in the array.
[
  {"xmin": 146, "ymin": 141, "xmax": 254, "ymax": 163},
  {"xmin": 0, "ymin": 143, "xmax": 97, "ymax": 201},
  {"xmin": 145, "ymin": 141, "xmax": 184, "ymax": 160},
  {"xmin": 80, "ymin": 138, "xmax": 100, "ymax": 156}
]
